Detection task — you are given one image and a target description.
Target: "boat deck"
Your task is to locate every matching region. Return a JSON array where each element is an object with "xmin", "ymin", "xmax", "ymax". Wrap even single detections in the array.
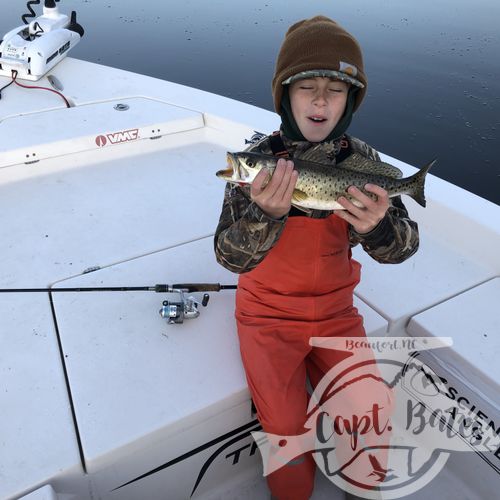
[{"xmin": 0, "ymin": 58, "xmax": 498, "ymax": 500}]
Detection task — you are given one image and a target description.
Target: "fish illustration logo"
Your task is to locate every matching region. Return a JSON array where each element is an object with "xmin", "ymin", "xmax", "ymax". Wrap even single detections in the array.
[{"xmin": 367, "ymin": 453, "xmax": 398, "ymax": 482}]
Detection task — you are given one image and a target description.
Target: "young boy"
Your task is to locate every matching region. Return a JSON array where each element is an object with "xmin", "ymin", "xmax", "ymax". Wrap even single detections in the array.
[{"xmin": 214, "ymin": 15, "xmax": 418, "ymax": 500}]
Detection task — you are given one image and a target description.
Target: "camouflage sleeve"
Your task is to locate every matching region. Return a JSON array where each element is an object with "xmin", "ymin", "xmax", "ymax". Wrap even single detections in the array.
[
  {"xmin": 213, "ymin": 136, "xmax": 287, "ymax": 274},
  {"xmin": 347, "ymin": 136, "xmax": 420, "ymax": 264},
  {"xmin": 349, "ymin": 196, "xmax": 419, "ymax": 263}
]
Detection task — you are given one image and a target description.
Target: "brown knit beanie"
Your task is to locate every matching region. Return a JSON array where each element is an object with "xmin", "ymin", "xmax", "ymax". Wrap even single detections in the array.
[{"xmin": 272, "ymin": 16, "xmax": 367, "ymax": 113}]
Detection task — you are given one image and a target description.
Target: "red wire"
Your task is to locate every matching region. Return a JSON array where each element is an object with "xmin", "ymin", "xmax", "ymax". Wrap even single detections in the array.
[{"xmin": 11, "ymin": 70, "xmax": 71, "ymax": 108}]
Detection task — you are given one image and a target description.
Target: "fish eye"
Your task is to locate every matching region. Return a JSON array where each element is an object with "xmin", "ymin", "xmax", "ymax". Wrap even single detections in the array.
[{"xmin": 247, "ymin": 161, "xmax": 254, "ymax": 167}]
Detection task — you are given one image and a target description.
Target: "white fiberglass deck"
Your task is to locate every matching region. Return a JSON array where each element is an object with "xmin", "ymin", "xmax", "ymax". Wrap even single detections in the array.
[
  {"xmin": 0, "ymin": 294, "xmax": 84, "ymax": 498},
  {"xmin": 0, "ymin": 58, "xmax": 498, "ymax": 499}
]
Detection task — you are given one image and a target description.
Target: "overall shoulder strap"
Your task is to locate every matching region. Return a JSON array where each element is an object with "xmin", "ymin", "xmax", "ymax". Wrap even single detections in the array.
[
  {"xmin": 335, "ymin": 135, "xmax": 352, "ymax": 163},
  {"xmin": 269, "ymin": 131, "xmax": 290, "ymax": 158}
]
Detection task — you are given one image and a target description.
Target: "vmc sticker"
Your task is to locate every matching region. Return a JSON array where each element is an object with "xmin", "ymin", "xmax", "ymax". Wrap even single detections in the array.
[{"xmin": 95, "ymin": 128, "xmax": 139, "ymax": 147}]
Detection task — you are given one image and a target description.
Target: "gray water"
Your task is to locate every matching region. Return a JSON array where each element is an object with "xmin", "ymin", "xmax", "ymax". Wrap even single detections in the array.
[{"xmin": 2, "ymin": 0, "xmax": 499, "ymax": 204}]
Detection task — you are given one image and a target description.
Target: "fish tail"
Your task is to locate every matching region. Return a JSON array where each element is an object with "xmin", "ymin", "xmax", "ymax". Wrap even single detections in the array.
[{"xmin": 407, "ymin": 159, "xmax": 436, "ymax": 207}]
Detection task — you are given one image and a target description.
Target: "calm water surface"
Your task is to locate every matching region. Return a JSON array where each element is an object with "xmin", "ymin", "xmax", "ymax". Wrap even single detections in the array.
[{"xmin": 2, "ymin": 0, "xmax": 498, "ymax": 203}]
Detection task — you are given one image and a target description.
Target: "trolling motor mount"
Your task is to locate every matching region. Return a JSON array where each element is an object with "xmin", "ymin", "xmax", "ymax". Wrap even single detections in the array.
[{"xmin": 0, "ymin": 0, "xmax": 84, "ymax": 80}]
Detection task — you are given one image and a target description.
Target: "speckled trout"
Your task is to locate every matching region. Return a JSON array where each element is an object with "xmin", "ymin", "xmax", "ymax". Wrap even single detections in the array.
[{"xmin": 216, "ymin": 151, "xmax": 435, "ymax": 210}]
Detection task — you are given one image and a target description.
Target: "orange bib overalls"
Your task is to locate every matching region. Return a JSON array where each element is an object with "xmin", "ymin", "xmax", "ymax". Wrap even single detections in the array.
[{"xmin": 236, "ymin": 215, "xmax": 392, "ymax": 499}]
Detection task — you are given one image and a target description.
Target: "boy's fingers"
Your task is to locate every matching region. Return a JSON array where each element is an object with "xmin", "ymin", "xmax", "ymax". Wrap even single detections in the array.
[
  {"xmin": 335, "ymin": 183, "xmax": 391, "ymax": 234},
  {"xmin": 347, "ymin": 186, "xmax": 371, "ymax": 208},
  {"xmin": 274, "ymin": 161, "xmax": 295, "ymax": 200},
  {"xmin": 251, "ymin": 167, "xmax": 271, "ymax": 195},
  {"xmin": 258, "ymin": 159, "xmax": 287, "ymax": 199},
  {"xmin": 337, "ymin": 196, "xmax": 364, "ymax": 217},
  {"xmin": 364, "ymin": 183, "xmax": 388, "ymax": 198},
  {"xmin": 284, "ymin": 169, "xmax": 299, "ymax": 202},
  {"xmin": 266, "ymin": 159, "xmax": 287, "ymax": 192}
]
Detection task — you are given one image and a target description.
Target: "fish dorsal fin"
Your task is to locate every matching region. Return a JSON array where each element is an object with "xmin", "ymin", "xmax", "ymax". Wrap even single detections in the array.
[
  {"xmin": 338, "ymin": 152, "xmax": 403, "ymax": 179},
  {"xmin": 298, "ymin": 147, "xmax": 331, "ymax": 164}
]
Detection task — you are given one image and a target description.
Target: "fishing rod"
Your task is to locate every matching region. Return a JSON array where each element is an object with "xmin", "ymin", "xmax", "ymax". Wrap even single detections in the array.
[
  {"xmin": 0, "ymin": 283, "xmax": 237, "ymax": 293},
  {"xmin": 0, "ymin": 283, "xmax": 238, "ymax": 325}
]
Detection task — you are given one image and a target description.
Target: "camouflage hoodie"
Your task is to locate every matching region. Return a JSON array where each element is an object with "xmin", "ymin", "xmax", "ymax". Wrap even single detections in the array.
[{"xmin": 214, "ymin": 132, "xmax": 419, "ymax": 274}]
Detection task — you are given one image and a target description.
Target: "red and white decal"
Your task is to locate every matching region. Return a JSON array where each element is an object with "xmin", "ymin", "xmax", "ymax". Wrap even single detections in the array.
[
  {"xmin": 95, "ymin": 135, "xmax": 107, "ymax": 147},
  {"xmin": 95, "ymin": 129, "xmax": 139, "ymax": 147}
]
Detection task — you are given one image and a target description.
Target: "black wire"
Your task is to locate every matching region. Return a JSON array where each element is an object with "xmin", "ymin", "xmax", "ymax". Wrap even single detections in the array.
[
  {"xmin": 22, "ymin": 0, "xmax": 41, "ymax": 25},
  {"xmin": 0, "ymin": 78, "xmax": 15, "ymax": 100},
  {"xmin": 11, "ymin": 69, "xmax": 71, "ymax": 108},
  {"xmin": 22, "ymin": 1, "xmax": 61, "ymax": 25}
]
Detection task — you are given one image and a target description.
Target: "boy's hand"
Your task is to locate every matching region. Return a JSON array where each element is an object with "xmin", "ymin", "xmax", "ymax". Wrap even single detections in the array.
[
  {"xmin": 335, "ymin": 184, "xmax": 390, "ymax": 234},
  {"xmin": 251, "ymin": 158, "xmax": 299, "ymax": 219}
]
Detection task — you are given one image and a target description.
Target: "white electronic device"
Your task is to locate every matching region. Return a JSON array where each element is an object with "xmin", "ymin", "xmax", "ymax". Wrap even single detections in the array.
[{"xmin": 0, "ymin": 0, "xmax": 84, "ymax": 81}]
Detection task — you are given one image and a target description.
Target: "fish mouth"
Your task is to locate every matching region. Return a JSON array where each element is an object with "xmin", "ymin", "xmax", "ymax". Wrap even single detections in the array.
[
  {"xmin": 215, "ymin": 153, "xmax": 237, "ymax": 179},
  {"xmin": 228, "ymin": 152, "xmax": 251, "ymax": 181},
  {"xmin": 216, "ymin": 153, "xmax": 249, "ymax": 183},
  {"xmin": 215, "ymin": 166, "xmax": 234, "ymax": 179},
  {"xmin": 226, "ymin": 152, "xmax": 237, "ymax": 167}
]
